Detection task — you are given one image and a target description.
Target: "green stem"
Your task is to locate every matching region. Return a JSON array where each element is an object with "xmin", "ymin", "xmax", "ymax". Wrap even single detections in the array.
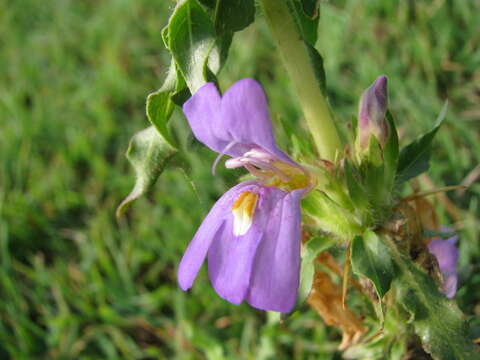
[{"xmin": 260, "ymin": 0, "xmax": 342, "ymax": 161}]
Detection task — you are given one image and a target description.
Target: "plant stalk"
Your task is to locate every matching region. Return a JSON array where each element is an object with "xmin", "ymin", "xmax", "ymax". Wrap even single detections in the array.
[{"xmin": 260, "ymin": 0, "xmax": 342, "ymax": 161}]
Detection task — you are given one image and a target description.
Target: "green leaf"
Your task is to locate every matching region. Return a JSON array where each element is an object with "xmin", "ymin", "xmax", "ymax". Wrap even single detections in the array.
[
  {"xmin": 383, "ymin": 111, "xmax": 399, "ymax": 190},
  {"xmin": 300, "ymin": 0, "xmax": 320, "ymax": 18},
  {"xmin": 344, "ymin": 160, "xmax": 368, "ymax": 210},
  {"xmin": 302, "ymin": 191, "xmax": 363, "ymax": 239},
  {"xmin": 214, "ymin": 0, "xmax": 256, "ymax": 34},
  {"xmin": 161, "ymin": 24, "xmax": 170, "ymax": 49},
  {"xmin": 385, "ymin": 236, "xmax": 479, "ymax": 360},
  {"xmin": 168, "ymin": 0, "xmax": 217, "ymax": 92},
  {"xmin": 198, "ymin": 0, "xmax": 216, "ymax": 8},
  {"xmin": 146, "ymin": 61, "xmax": 178, "ymax": 146},
  {"xmin": 351, "ymin": 230, "xmax": 398, "ymax": 299},
  {"xmin": 286, "ymin": 0, "xmax": 319, "ymax": 45},
  {"xmin": 146, "ymin": 90, "xmax": 174, "ymax": 145},
  {"xmin": 362, "ymin": 136, "xmax": 390, "ymax": 211},
  {"xmin": 116, "ymin": 127, "xmax": 177, "ymax": 217},
  {"xmin": 296, "ymin": 236, "xmax": 336, "ymax": 307},
  {"xmin": 397, "ymin": 102, "xmax": 448, "ymax": 183},
  {"xmin": 305, "ymin": 44, "xmax": 326, "ymax": 93},
  {"xmin": 284, "ymin": 0, "xmax": 326, "ymax": 94}
]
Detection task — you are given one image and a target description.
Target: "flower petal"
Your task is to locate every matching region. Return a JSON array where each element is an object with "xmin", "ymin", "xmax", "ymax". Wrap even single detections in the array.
[
  {"xmin": 178, "ymin": 182, "xmax": 256, "ymax": 291},
  {"xmin": 207, "ymin": 216, "xmax": 263, "ymax": 304},
  {"xmin": 246, "ymin": 188, "xmax": 304, "ymax": 312},
  {"xmin": 207, "ymin": 186, "xmax": 284, "ymax": 305},
  {"xmin": 428, "ymin": 238, "xmax": 459, "ymax": 276},
  {"xmin": 182, "ymin": 82, "xmax": 230, "ymax": 153},
  {"xmin": 443, "ymin": 273, "xmax": 458, "ymax": 299},
  {"xmin": 358, "ymin": 75, "xmax": 389, "ymax": 148},
  {"xmin": 221, "ymin": 78, "xmax": 294, "ymax": 163},
  {"xmin": 428, "ymin": 235, "xmax": 459, "ymax": 298}
]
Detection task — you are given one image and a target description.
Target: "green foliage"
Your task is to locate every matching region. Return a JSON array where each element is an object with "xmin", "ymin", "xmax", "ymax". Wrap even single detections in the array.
[
  {"xmin": 351, "ymin": 230, "xmax": 398, "ymax": 299},
  {"xmin": 302, "ymin": 191, "xmax": 363, "ymax": 239},
  {"xmin": 296, "ymin": 236, "xmax": 336, "ymax": 307},
  {"xmin": 306, "ymin": 44, "xmax": 327, "ymax": 94},
  {"xmin": 344, "ymin": 160, "xmax": 369, "ymax": 212},
  {"xmin": 285, "ymin": 0, "xmax": 327, "ymax": 94},
  {"xmin": 214, "ymin": 0, "xmax": 256, "ymax": 34},
  {"xmin": 287, "ymin": 0, "xmax": 320, "ymax": 45},
  {"xmin": 167, "ymin": 0, "xmax": 217, "ymax": 93},
  {"xmin": 342, "ymin": 115, "xmax": 400, "ymax": 226},
  {"xmin": 300, "ymin": 0, "xmax": 320, "ymax": 18},
  {"xmin": 383, "ymin": 112, "xmax": 400, "ymax": 190},
  {"xmin": 123, "ymin": 0, "xmax": 258, "ymax": 214},
  {"xmin": 397, "ymin": 102, "xmax": 448, "ymax": 183},
  {"xmin": 1, "ymin": 0, "xmax": 479, "ymax": 358},
  {"xmin": 387, "ymin": 238, "xmax": 479, "ymax": 360},
  {"xmin": 116, "ymin": 127, "xmax": 177, "ymax": 216},
  {"xmin": 145, "ymin": 60, "xmax": 178, "ymax": 146}
]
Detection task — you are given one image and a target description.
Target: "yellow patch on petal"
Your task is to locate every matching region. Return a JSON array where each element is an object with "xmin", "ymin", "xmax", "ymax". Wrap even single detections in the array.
[
  {"xmin": 266, "ymin": 162, "xmax": 312, "ymax": 192},
  {"xmin": 231, "ymin": 192, "xmax": 258, "ymax": 236}
]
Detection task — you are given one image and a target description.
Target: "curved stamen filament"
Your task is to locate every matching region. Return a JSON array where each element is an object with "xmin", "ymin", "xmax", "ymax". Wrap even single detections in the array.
[
  {"xmin": 245, "ymin": 158, "xmax": 291, "ymax": 182},
  {"xmin": 244, "ymin": 164, "xmax": 272, "ymax": 179},
  {"xmin": 212, "ymin": 141, "xmax": 238, "ymax": 175},
  {"xmin": 218, "ymin": 147, "xmax": 311, "ymax": 192}
]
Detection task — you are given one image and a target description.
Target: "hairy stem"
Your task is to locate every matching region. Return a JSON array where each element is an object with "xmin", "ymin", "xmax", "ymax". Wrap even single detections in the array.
[{"xmin": 260, "ymin": 0, "xmax": 342, "ymax": 161}]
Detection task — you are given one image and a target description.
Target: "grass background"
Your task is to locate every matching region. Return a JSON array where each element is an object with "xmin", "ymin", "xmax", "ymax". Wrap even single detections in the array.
[{"xmin": 0, "ymin": 0, "xmax": 479, "ymax": 358}]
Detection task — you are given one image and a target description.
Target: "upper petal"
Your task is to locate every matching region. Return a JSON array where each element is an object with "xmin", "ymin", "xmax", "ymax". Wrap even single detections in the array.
[
  {"xmin": 182, "ymin": 82, "xmax": 230, "ymax": 153},
  {"xmin": 177, "ymin": 181, "xmax": 257, "ymax": 291},
  {"xmin": 183, "ymin": 79, "xmax": 296, "ymax": 166},
  {"xmin": 246, "ymin": 188, "xmax": 304, "ymax": 312},
  {"xmin": 220, "ymin": 79, "xmax": 294, "ymax": 163}
]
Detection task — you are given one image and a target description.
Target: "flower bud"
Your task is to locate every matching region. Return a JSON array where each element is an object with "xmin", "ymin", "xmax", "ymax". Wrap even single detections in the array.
[{"xmin": 357, "ymin": 75, "xmax": 389, "ymax": 149}]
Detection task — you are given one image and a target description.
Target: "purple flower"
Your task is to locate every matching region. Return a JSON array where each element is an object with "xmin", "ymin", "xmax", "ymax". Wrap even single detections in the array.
[
  {"xmin": 358, "ymin": 75, "xmax": 389, "ymax": 149},
  {"xmin": 428, "ymin": 228, "xmax": 459, "ymax": 298},
  {"xmin": 178, "ymin": 79, "xmax": 310, "ymax": 312}
]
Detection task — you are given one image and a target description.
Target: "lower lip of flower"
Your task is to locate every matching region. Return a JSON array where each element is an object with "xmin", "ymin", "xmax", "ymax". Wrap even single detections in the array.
[{"xmin": 232, "ymin": 191, "xmax": 258, "ymax": 236}]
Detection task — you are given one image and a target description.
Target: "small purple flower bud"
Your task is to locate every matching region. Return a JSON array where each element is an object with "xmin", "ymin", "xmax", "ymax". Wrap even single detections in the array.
[{"xmin": 358, "ymin": 75, "xmax": 389, "ymax": 149}]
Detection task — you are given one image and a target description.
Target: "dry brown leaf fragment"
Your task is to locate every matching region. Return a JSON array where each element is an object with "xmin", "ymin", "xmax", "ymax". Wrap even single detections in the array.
[
  {"xmin": 307, "ymin": 253, "xmax": 367, "ymax": 350},
  {"xmin": 414, "ymin": 196, "xmax": 439, "ymax": 240}
]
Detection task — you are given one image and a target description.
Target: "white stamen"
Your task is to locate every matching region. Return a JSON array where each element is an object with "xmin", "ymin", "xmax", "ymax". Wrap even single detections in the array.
[{"xmin": 212, "ymin": 141, "xmax": 238, "ymax": 175}]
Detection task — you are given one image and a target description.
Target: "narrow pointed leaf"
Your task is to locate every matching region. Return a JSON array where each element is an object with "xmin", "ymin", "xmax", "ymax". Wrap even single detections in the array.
[
  {"xmin": 383, "ymin": 111, "xmax": 399, "ymax": 190},
  {"xmin": 397, "ymin": 102, "xmax": 447, "ymax": 183},
  {"xmin": 287, "ymin": 0, "xmax": 319, "ymax": 45},
  {"xmin": 344, "ymin": 160, "xmax": 368, "ymax": 209},
  {"xmin": 351, "ymin": 230, "xmax": 398, "ymax": 299},
  {"xmin": 117, "ymin": 127, "xmax": 177, "ymax": 217},
  {"xmin": 284, "ymin": 0, "xmax": 326, "ymax": 93},
  {"xmin": 305, "ymin": 44, "xmax": 326, "ymax": 93}
]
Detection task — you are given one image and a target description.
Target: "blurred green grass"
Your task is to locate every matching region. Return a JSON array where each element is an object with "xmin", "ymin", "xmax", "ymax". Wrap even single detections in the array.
[{"xmin": 0, "ymin": 0, "xmax": 479, "ymax": 358}]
